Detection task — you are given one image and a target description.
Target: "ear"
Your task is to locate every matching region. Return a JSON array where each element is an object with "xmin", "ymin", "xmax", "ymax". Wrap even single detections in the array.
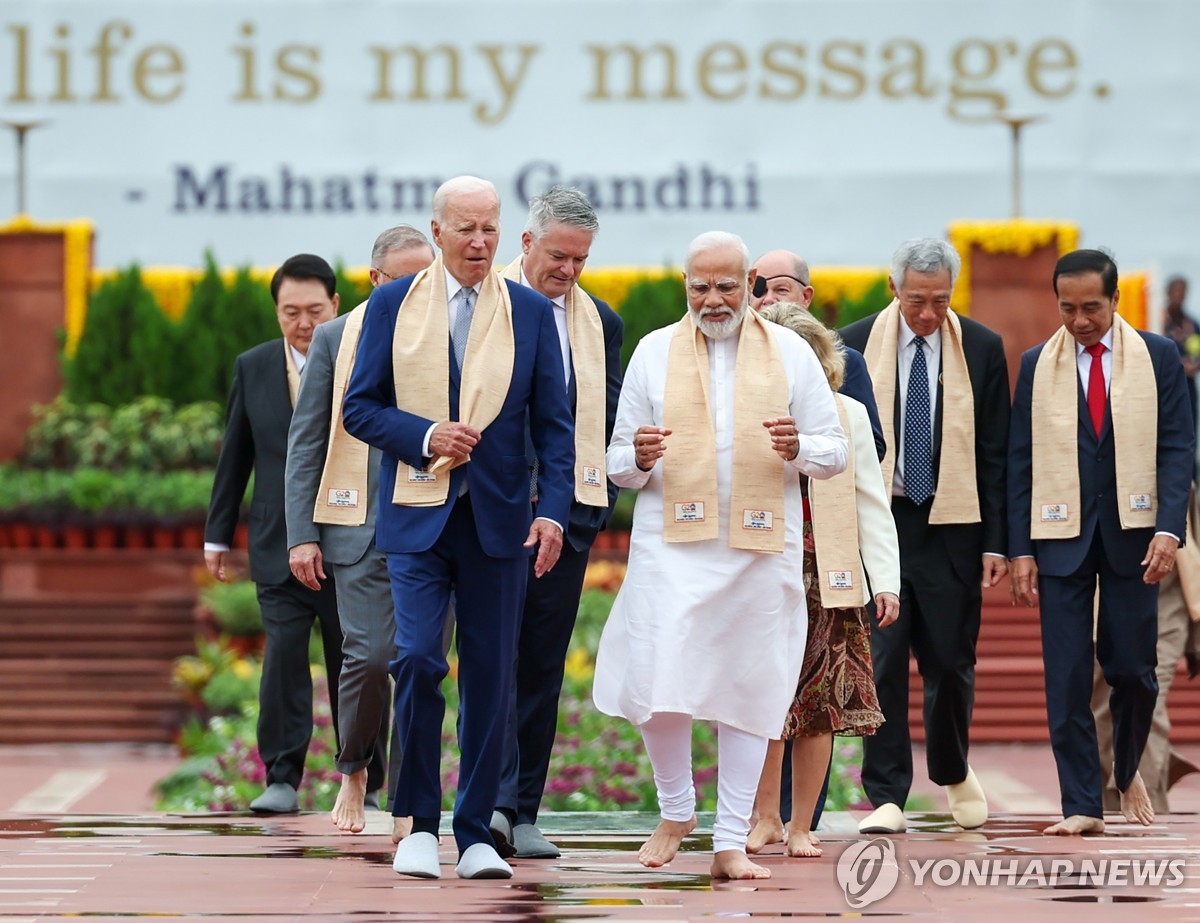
[
  {"xmin": 747, "ymin": 267, "xmax": 759, "ymax": 291},
  {"xmin": 331, "ymin": 292, "xmax": 340, "ymax": 312},
  {"xmin": 887, "ymin": 277, "xmax": 899, "ymax": 299},
  {"xmin": 431, "ymin": 219, "xmax": 443, "ymax": 249},
  {"xmin": 1112, "ymin": 287, "xmax": 1121, "ymax": 310},
  {"xmin": 521, "ymin": 230, "xmax": 534, "ymax": 256},
  {"xmin": 368, "ymin": 268, "xmax": 382, "ymax": 288}
]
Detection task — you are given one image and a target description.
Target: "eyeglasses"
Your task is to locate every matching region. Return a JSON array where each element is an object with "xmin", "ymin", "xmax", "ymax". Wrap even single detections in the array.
[
  {"xmin": 687, "ymin": 279, "xmax": 742, "ymax": 297},
  {"xmin": 374, "ymin": 267, "xmax": 398, "ymax": 282}
]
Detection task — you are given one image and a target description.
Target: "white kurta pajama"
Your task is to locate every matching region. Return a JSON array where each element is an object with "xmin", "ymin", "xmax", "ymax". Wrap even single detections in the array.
[{"xmin": 594, "ymin": 320, "xmax": 848, "ymax": 740}]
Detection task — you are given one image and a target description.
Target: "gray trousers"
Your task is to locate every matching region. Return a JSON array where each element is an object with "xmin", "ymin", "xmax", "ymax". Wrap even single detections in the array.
[
  {"xmin": 1092, "ymin": 568, "xmax": 1200, "ymax": 811},
  {"xmin": 328, "ymin": 550, "xmax": 396, "ymax": 780},
  {"xmin": 329, "ymin": 549, "xmax": 458, "ymax": 792}
]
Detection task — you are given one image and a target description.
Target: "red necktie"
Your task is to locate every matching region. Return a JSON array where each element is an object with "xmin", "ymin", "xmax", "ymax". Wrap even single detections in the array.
[{"xmin": 1086, "ymin": 343, "xmax": 1107, "ymax": 436}]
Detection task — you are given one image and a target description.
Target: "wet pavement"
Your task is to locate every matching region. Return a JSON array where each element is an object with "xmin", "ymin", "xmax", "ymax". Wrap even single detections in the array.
[{"xmin": 3, "ymin": 809, "xmax": 1200, "ymax": 921}]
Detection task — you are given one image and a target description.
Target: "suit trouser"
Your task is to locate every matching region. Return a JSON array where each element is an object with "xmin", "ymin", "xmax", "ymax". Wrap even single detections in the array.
[
  {"xmin": 1092, "ymin": 567, "xmax": 1191, "ymax": 812},
  {"xmin": 862, "ymin": 498, "xmax": 981, "ymax": 809},
  {"xmin": 256, "ymin": 576, "xmax": 343, "ymax": 789},
  {"xmin": 327, "ymin": 550, "xmax": 394, "ymax": 791},
  {"xmin": 1040, "ymin": 530, "xmax": 1159, "ymax": 818},
  {"xmin": 386, "ymin": 495, "xmax": 527, "ymax": 854},
  {"xmin": 497, "ymin": 537, "xmax": 593, "ymax": 826}
]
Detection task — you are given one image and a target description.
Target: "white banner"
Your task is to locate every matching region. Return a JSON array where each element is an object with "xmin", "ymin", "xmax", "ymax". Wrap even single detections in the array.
[{"xmin": 3, "ymin": 0, "xmax": 1199, "ymax": 282}]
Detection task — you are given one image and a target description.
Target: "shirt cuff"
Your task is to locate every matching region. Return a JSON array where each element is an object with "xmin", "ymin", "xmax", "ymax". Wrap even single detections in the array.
[
  {"xmin": 983, "ymin": 552, "xmax": 1006, "ymax": 559},
  {"xmin": 422, "ymin": 424, "xmax": 437, "ymax": 458},
  {"xmin": 535, "ymin": 516, "xmax": 564, "ymax": 532},
  {"xmin": 204, "ymin": 542, "xmax": 230, "ymax": 553},
  {"xmin": 1155, "ymin": 531, "xmax": 1182, "ymax": 543}
]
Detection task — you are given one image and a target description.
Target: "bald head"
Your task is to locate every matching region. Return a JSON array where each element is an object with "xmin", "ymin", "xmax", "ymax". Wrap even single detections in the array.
[
  {"xmin": 431, "ymin": 175, "xmax": 501, "ymax": 287},
  {"xmin": 751, "ymin": 249, "xmax": 813, "ymax": 310}
]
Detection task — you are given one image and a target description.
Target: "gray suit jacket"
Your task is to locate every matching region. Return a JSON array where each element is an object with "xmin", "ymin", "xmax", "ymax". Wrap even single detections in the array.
[{"xmin": 285, "ymin": 314, "xmax": 381, "ymax": 567}]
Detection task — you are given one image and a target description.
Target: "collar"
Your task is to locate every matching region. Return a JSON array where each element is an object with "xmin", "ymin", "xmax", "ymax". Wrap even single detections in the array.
[
  {"xmin": 520, "ymin": 266, "xmax": 566, "ymax": 308},
  {"xmin": 444, "ymin": 266, "xmax": 482, "ymax": 300},
  {"xmin": 287, "ymin": 342, "xmax": 307, "ymax": 371},
  {"xmin": 1075, "ymin": 326, "xmax": 1115, "ymax": 356}
]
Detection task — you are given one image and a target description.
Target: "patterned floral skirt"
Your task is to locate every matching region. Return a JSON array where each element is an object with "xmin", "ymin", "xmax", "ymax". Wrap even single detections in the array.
[{"xmin": 781, "ymin": 549, "xmax": 885, "ymax": 739}]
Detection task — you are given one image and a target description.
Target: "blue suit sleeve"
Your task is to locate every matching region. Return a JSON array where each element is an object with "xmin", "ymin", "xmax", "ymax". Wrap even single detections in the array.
[
  {"xmin": 343, "ymin": 285, "xmax": 436, "ymax": 468},
  {"xmin": 1151, "ymin": 335, "xmax": 1196, "ymax": 540},
  {"xmin": 839, "ymin": 346, "xmax": 886, "ymax": 461},
  {"xmin": 1007, "ymin": 351, "xmax": 1037, "ymax": 559}
]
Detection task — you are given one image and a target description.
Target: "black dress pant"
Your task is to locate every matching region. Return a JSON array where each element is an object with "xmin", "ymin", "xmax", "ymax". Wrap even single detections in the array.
[
  {"xmin": 1039, "ymin": 530, "xmax": 1159, "ymax": 818},
  {"xmin": 862, "ymin": 497, "xmax": 981, "ymax": 808},
  {"xmin": 497, "ymin": 537, "xmax": 593, "ymax": 825},
  {"xmin": 255, "ymin": 576, "xmax": 342, "ymax": 789}
]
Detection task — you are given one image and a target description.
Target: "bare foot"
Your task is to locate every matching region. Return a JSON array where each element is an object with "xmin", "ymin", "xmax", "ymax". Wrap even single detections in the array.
[
  {"xmin": 1120, "ymin": 772, "xmax": 1155, "ymax": 826},
  {"xmin": 331, "ymin": 769, "xmax": 368, "ymax": 833},
  {"xmin": 1044, "ymin": 814, "xmax": 1105, "ymax": 836},
  {"xmin": 809, "ymin": 831, "xmax": 821, "ymax": 846},
  {"xmin": 745, "ymin": 815, "xmax": 785, "ymax": 854},
  {"xmin": 638, "ymin": 816, "xmax": 696, "ymax": 868},
  {"xmin": 784, "ymin": 826, "xmax": 822, "ymax": 857},
  {"xmin": 391, "ymin": 816, "xmax": 413, "ymax": 844},
  {"xmin": 711, "ymin": 849, "xmax": 771, "ymax": 880}
]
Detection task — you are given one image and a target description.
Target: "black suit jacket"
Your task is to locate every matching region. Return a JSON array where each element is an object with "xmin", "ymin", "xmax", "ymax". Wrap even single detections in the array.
[
  {"xmin": 205, "ymin": 338, "xmax": 295, "ymax": 586},
  {"xmin": 529, "ymin": 295, "xmax": 624, "ymax": 553},
  {"xmin": 841, "ymin": 312, "xmax": 1010, "ymax": 577}
]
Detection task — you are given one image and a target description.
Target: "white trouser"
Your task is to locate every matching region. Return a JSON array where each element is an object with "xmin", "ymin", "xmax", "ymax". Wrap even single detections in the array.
[{"xmin": 639, "ymin": 711, "xmax": 769, "ymax": 854}]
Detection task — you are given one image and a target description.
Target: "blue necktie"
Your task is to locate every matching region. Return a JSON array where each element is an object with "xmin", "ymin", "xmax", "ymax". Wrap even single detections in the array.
[
  {"xmin": 904, "ymin": 336, "xmax": 934, "ymax": 505},
  {"xmin": 452, "ymin": 287, "xmax": 476, "ymax": 370}
]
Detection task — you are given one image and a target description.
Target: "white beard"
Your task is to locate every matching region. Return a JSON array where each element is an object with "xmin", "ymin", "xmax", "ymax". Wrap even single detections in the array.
[{"xmin": 696, "ymin": 302, "xmax": 747, "ymax": 341}]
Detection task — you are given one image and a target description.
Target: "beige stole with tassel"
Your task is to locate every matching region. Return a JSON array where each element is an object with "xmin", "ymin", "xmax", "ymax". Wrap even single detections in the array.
[
  {"xmin": 862, "ymin": 300, "xmax": 980, "ymax": 524},
  {"xmin": 389, "ymin": 255, "xmax": 515, "ymax": 507},
  {"xmin": 809, "ymin": 395, "xmax": 868, "ymax": 607},
  {"xmin": 312, "ymin": 302, "xmax": 371, "ymax": 525},
  {"xmin": 661, "ymin": 310, "xmax": 790, "ymax": 553},
  {"xmin": 1029, "ymin": 315, "xmax": 1157, "ymax": 539},
  {"xmin": 499, "ymin": 257, "xmax": 609, "ymax": 507}
]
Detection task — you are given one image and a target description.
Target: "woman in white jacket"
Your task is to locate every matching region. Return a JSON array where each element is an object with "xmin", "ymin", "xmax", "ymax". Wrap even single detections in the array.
[{"xmin": 748, "ymin": 302, "xmax": 901, "ymax": 858}]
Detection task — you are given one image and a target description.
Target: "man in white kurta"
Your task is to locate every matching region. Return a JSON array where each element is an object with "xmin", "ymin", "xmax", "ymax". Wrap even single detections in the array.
[{"xmin": 593, "ymin": 231, "xmax": 847, "ymax": 880}]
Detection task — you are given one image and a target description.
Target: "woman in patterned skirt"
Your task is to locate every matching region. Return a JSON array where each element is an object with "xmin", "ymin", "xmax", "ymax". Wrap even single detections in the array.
[{"xmin": 747, "ymin": 302, "xmax": 901, "ymax": 858}]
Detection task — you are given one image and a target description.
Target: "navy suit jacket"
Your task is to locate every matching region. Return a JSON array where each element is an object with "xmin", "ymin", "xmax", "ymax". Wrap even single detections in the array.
[
  {"xmin": 840, "ymin": 345, "xmax": 886, "ymax": 461},
  {"xmin": 1008, "ymin": 330, "xmax": 1195, "ymax": 578},
  {"xmin": 558, "ymin": 296, "xmax": 624, "ymax": 553},
  {"xmin": 342, "ymin": 276, "xmax": 576, "ymax": 559}
]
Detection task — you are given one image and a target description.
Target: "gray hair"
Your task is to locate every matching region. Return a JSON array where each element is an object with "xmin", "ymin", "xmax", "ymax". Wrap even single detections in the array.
[
  {"xmin": 685, "ymin": 231, "xmax": 750, "ymax": 274},
  {"xmin": 890, "ymin": 238, "xmax": 962, "ymax": 291},
  {"xmin": 758, "ymin": 301, "xmax": 845, "ymax": 390},
  {"xmin": 524, "ymin": 187, "xmax": 599, "ymax": 240},
  {"xmin": 432, "ymin": 175, "xmax": 499, "ymax": 223},
  {"xmin": 371, "ymin": 225, "xmax": 433, "ymax": 267}
]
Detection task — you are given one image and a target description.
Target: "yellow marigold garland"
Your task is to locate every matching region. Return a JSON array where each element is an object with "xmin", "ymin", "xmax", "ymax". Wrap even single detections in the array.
[{"xmin": 947, "ymin": 220, "xmax": 1080, "ymax": 314}]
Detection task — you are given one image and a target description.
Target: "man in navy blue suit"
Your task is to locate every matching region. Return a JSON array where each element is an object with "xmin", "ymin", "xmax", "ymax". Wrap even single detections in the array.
[
  {"xmin": 492, "ymin": 187, "xmax": 624, "ymax": 859},
  {"xmin": 343, "ymin": 176, "xmax": 575, "ymax": 880},
  {"xmin": 1010, "ymin": 249, "xmax": 1195, "ymax": 835}
]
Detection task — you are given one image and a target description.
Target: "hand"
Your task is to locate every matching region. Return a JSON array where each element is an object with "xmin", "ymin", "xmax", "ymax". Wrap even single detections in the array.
[
  {"xmin": 763, "ymin": 416, "xmax": 800, "ymax": 461},
  {"xmin": 981, "ymin": 554, "xmax": 1009, "ymax": 589},
  {"xmin": 429, "ymin": 422, "xmax": 481, "ymax": 460},
  {"xmin": 289, "ymin": 541, "xmax": 326, "ymax": 591},
  {"xmin": 1010, "ymin": 557, "xmax": 1039, "ymax": 607},
  {"xmin": 633, "ymin": 426, "xmax": 671, "ymax": 471},
  {"xmin": 205, "ymin": 550, "xmax": 230, "ymax": 583},
  {"xmin": 1142, "ymin": 534, "xmax": 1179, "ymax": 585},
  {"xmin": 873, "ymin": 592, "xmax": 900, "ymax": 628},
  {"xmin": 524, "ymin": 518, "xmax": 563, "ymax": 578}
]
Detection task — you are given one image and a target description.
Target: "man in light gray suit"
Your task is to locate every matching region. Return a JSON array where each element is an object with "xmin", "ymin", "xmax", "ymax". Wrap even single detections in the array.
[{"xmin": 285, "ymin": 226, "xmax": 435, "ymax": 835}]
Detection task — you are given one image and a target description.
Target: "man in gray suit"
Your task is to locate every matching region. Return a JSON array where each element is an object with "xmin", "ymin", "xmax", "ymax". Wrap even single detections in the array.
[{"xmin": 285, "ymin": 226, "xmax": 435, "ymax": 835}]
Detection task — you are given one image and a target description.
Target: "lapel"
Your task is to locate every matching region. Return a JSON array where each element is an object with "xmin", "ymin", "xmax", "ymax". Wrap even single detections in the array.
[
  {"xmin": 567, "ymin": 365, "xmax": 578, "ymax": 418},
  {"xmin": 1076, "ymin": 375, "xmax": 1109, "ymax": 445},
  {"xmin": 932, "ymin": 351, "xmax": 945, "ymax": 461},
  {"xmin": 448, "ymin": 333, "xmax": 462, "ymax": 390},
  {"xmin": 265, "ymin": 342, "xmax": 293, "ymax": 437}
]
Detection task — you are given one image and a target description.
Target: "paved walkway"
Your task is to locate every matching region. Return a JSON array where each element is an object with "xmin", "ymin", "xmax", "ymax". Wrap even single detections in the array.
[{"xmin": 4, "ymin": 744, "xmax": 1200, "ymax": 919}]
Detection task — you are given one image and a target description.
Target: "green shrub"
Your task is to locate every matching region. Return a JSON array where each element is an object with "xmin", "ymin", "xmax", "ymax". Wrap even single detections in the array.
[
  {"xmin": 67, "ymin": 265, "xmax": 177, "ymax": 405},
  {"xmin": 173, "ymin": 252, "xmax": 226, "ymax": 404},
  {"xmin": 618, "ymin": 275, "xmax": 686, "ymax": 369},
  {"xmin": 200, "ymin": 581, "xmax": 263, "ymax": 636},
  {"xmin": 210, "ymin": 267, "xmax": 280, "ymax": 404},
  {"xmin": 335, "ymin": 261, "xmax": 371, "ymax": 316},
  {"xmin": 834, "ymin": 277, "xmax": 892, "ymax": 329}
]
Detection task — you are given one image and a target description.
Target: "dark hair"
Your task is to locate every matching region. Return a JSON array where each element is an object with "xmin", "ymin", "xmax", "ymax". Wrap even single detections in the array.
[
  {"xmin": 1053, "ymin": 249, "xmax": 1118, "ymax": 298},
  {"xmin": 270, "ymin": 253, "xmax": 337, "ymax": 303}
]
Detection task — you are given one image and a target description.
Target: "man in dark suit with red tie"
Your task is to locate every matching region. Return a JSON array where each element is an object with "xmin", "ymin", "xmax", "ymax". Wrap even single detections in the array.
[{"xmin": 1009, "ymin": 248, "xmax": 1195, "ymax": 835}]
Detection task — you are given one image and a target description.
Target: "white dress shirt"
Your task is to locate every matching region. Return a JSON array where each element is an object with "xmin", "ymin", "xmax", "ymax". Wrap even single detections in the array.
[
  {"xmin": 521, "ymin": 268, "xmax": 571, "ymax": 386},
  {"xmin": 1076, "ymin": 326, "xmax": 1114, "ymax": 396}
]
